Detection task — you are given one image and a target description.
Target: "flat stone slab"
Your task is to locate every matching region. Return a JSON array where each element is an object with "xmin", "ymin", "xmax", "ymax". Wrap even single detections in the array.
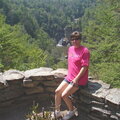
[
  {"xmin": 80, "ymin": 80, "xmax": 111, "ymax": 102},
  {"xmin": 24, "ymin": 67, "xmax": 53, "ymax": 78},
  {"xmin": 105, "ymin": 88, "xmax": 120, "ymax": 105},
  {"xmin": 51, "ymin": 68, "xmax": 68, "ymax": 78},
  {"xmin": 3, "ymin": 70, "xmax": 24, "ymax": 81},
  {"xmin": 0, "ymin": 74, "xmax": 7, "ymax": 88},
  {"xmin": 24, "ymin": 67, "xmax": 54, "ymax": 80}
]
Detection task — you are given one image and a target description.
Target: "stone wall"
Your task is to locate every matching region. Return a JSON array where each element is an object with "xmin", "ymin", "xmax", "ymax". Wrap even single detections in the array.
[
  {"xmin": 0, "ymin": 67, "xmax": 120, "ymax": 120},
  {"xmin": 73, "ymin": 80, "xmax": 120, "ymax": 120}
]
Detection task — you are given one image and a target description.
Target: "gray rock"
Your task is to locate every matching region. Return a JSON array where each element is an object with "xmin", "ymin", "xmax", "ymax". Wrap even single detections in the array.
[
  {"xmin": 80, "ymin": 80, "xmax": 110, "ymax": 102},
  {"xmin": 24, "ymin": 86, "xmax": 44, "ymax": 95},
  {"xmin": 110, "ymin": 115, "xmax": 119, "ymax": 120},
  {"xmin": 24, "ymin": 67, "xmax": 53, "ymax": 78},
  {"xmin": 0, "ymin": 74, "xmax": 8, "ymax": 88},
  {"xmin": 45, "ymin": 87, "xmax": 56, "ymax": 93},
  {"xmin": 91, "ymin": 89, "xmax": 110, "ymax": 102},
  {"xmin": 0, "ymin": 86, "xmax": 24, "ymax": 102},
  {"xmin": 76, "ymin": 95, "xmax": 91, "ymax": 104},
  {"xmin": 91, "ymin": 101, "xmax": 105, "ymax": 108},
  {"xmin": 42, "ymin": 80, "xmax": 60, "ymax": 87},
  {"xmin": 23, "ymin": 78, "xmax": 40, "ymax": 88},
  {"xmin": 78, "ymin": 103, "xmax": 91, "ymax": 113},
  {"xmin": 3, "ymin": 69, "xmax": 24, "ymax": 81},
  {"xmin": 23, "ymin": 79, "xmax": 34, "ymax": 87},
  {"xmin": 116, "ymin": 112, "xmax": 120, "ymax": 118},
  {"xmin": 24, "ymin": 67, "xmax": 54, "ymax": 81},
  {"xmin": 88, "ymin": 115, "xmax": 101, "ymax": 120},
  {"xmin": 54, "ymin": 77, "xmax": 64, "ymax": 84},
  {"xmin": 0, "ymin": 99, "xmax": 14, "ymax": 107},
  {"xmin": 106, "ymin": 88, "xmax": 120, "ymax": 106},
  {"xmin": 51, "ymin": 68, "xmax": 68, "ymax": 78},
  {"xmin": 29, "ymin": 72, "xmax": 54, "ymax": 80},
  {"xmin": 91, "ymin": 107, "xmax": 111, "ymax": 116}
]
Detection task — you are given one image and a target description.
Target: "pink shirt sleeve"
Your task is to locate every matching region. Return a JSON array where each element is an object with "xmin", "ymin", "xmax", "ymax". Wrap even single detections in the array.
[{"xmin": 81, "ymin": 49, "xmax": 90, "ymax": 67}]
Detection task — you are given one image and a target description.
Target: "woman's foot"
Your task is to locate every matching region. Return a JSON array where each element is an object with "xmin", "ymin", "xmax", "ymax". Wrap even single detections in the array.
[
  {"xmin": 51, "ymin": 110, "xmax": 61, "ymax": 119},
  {"xmin": 62, "ymin": 107, "xmax": 77, "ymax": 120}
]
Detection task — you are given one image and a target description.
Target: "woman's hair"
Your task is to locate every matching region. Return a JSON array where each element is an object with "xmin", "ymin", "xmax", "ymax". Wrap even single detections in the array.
[{"xmin": 70, "ymin": 31, "xmax": 82, "ymax": 40}]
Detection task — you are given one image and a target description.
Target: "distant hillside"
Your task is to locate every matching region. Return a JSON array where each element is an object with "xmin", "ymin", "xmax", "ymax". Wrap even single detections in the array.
[{"xmin": 0, "ymin": 0, "xmax": 120, "ymax": 87}]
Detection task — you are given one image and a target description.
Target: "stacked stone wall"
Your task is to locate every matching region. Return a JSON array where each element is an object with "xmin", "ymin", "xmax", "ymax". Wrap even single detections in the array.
[{"xmin": 0, "ymin": 67, "xmax": 120, "ymax": 120}]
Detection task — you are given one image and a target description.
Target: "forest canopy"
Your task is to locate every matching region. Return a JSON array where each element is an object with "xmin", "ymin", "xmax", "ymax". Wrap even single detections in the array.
[{"xmin": 0, "ymin": 0, "xmax": 120, "ymax": 88}]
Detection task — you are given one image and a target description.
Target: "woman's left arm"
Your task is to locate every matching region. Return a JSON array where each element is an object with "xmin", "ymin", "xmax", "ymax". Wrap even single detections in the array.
[
  {"xmin": 73, "ymin": 48, "xmax": 90, "ymax": 85},
  {"xmin": 72, "ymin": 66, "xmax": 88, "ymax": 84}
]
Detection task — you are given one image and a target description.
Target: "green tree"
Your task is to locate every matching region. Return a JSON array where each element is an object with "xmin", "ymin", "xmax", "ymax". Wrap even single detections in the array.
[
  {"xmin": 34, "ymin": 28, "xmax": 55, "ymax": 52},
  {"xmin": 0, "ymin": 14, "xmax": 47, "ymax": 71},
  {"xmin": 82, "ymin": 0, "xmax": 120, "ymax": 87}
]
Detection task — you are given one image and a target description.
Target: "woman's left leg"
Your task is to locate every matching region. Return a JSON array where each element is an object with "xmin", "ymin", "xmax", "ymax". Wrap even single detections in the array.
[{"xmin": 61, "ymin": 84, "xmax": 79, "ymax": 111}]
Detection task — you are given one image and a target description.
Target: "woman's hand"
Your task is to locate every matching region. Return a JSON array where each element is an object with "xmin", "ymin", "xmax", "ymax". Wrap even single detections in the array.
[
  {"xmin": 71, "ymin": 79, "xmax": 79, "ymax": 87},
  {"xmin": 71, "ymin": 66, "xmax": 88, "ymax": 87},
  {"xmin": 72, "ymin": 79, "xmax": 78, "ymax": 84}
]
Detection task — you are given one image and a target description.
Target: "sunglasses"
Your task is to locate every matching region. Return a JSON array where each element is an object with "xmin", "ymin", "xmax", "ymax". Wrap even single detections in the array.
[{"xmin": 70, "ymin": 38, "xmax": 80, "ymax": 41}]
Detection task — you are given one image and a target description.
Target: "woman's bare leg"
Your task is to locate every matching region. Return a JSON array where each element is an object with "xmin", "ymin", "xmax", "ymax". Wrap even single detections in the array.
[
  {"xmin": 55, "ymin": 80, "xmax": 69, "ymax": 111},
  {"xmin": 62, "ymin": 84, "xmax": 79, "ymax": 111}
]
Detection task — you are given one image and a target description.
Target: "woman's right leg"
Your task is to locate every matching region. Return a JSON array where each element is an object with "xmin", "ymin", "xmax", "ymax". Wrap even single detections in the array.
[{"xmin": 55, "ymin": 80, "xmax": 69, "ymax": 111}]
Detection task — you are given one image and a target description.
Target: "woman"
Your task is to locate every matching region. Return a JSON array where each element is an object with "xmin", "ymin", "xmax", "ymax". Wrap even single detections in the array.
[{"xmin": 53, "ymin": 31, "xmax": 90, "ymax": 120}]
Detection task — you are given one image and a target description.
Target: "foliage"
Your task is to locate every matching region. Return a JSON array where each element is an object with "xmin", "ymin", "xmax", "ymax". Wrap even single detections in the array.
[
  {"xmin": 0, "ymin": 14, "xmax": 47, "ymax": 71},
  {"xmin": 26, "ymin": 102, "xmax": 56, "ymax": 120},
  {"xmin": 51, "ymin": 47, "xmax": 68, "ymax": 69},
  {"xmin": 0, "ymin": 0, "xmax": 120, "ymax": 87},
  {"xmin": 52, "ymin": 60, "xmax": 67, "ymax": 70},
  {"xmin": 82, "ymin": 0, "xmax": 120, "ymax": 88},
  {"xmin": 0, "ymin": 0, "xmax": 95, "ymax": 40},
  {"xmin": 34, "ymin": 29, "xmax": 55, "ymax": 52}
]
